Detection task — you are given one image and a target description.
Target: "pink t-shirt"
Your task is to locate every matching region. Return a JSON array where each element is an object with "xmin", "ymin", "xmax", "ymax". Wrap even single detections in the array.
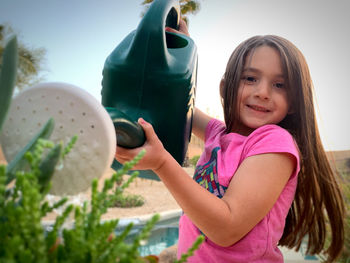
[{"xmin": 177, "ymin": 119, "xmax": 300, "ymax": 262}]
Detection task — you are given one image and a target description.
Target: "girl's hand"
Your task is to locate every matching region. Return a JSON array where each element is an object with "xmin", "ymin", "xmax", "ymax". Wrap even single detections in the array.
[
  {"xmin": 115, "ymin": 118, "xmax": 168, "ymax": 171},
  {"xmin": 165, "ymin": 19, "xmax": 190, "ymax": 36}
]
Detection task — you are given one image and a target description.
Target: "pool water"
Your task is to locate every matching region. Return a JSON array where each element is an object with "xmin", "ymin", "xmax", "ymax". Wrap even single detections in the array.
[
  {"xmin": 117, "ymin": 215, "xmax": 181, "ymax": 256},
  {"xmin": 137, "ymin": 226, "xmax": 179, "ymax": 256}
]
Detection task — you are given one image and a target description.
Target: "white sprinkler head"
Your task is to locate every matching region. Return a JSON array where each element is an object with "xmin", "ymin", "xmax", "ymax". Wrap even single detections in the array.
[{"xmin": 0, "ymin": 82, "xmax": 116, "ymax": 195}]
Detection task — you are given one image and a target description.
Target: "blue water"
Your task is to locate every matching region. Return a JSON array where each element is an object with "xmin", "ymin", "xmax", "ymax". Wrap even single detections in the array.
[
  {"xmin": 138, "ymin": 226, "xmax": 179, "ymax": 256},
  {"xmin": 116, "ymin": 216, "xmax": 180, "ymax": 256}
]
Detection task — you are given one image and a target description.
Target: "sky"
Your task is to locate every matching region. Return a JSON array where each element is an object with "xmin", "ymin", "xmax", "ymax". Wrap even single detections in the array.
[{"xmin": 1, "ymin": 0, "xmax": 349, "ymax": 151}]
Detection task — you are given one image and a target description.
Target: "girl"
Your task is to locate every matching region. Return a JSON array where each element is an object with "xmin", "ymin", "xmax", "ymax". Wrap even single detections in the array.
[{"xmin": 116, "ymin": 22, "xmax": 345, "ymax": 262}]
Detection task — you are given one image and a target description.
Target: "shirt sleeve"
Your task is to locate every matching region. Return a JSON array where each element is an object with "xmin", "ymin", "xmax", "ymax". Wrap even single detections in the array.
[{"xmin": 241, "ymin": 124, "xmax": 300, "ymax": 178}]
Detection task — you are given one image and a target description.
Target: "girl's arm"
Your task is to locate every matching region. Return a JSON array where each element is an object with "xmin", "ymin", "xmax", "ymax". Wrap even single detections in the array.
[
  {"xmin": 192, "ymin": 107, "xmax": 212, "ymax": 141},
  {"xmin": 116, "ymin": 119, "xmax": 296, "ymax": 247}
]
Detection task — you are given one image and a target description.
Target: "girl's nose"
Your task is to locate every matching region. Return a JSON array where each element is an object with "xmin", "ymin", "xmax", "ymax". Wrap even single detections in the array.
[{"xmin": 254, "ymin": 80, "xmax": 270, "ymax": 100}]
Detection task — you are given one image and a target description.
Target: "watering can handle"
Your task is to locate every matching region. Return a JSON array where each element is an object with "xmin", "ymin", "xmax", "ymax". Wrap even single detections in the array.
[
  {"xmin": 128, "ymin": 0, "xmax": 181, "ymax": 65},
  {"xmin": 165, "ymin": 3, "xmax": 180, "ymax": 30}
]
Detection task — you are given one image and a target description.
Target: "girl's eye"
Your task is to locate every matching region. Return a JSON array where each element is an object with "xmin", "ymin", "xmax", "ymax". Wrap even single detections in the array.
[
  {"xmin": 274, "ymin": 83, "xmax": 284, "ymax": 89},
  {"xmin": 243, "ymin": 76, "xmax": 257, "ymax": 84}
]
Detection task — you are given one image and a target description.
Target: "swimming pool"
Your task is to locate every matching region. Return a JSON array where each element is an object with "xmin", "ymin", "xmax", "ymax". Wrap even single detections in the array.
[
  {"xmin": 127, "ymin": 225, "xmax": 179, "ymax": 256},
  {"xmin": 116, "ymin": 210, "xmax": 181, "ymax": 256}
]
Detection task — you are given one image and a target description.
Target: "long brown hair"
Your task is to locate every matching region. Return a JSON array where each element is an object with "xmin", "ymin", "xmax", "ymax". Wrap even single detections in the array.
[{"xmin": 221, "ymin": 35, "xmax": 345, "ymax": 262}]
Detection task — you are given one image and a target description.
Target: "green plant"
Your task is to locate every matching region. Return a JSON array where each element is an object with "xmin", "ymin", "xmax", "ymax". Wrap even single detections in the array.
[
  {"xmin": 336, "ymin": 172, "xmax": 350, "ymax": 262},
  {"xmin": 113, "ymin": 194, "xmax": 145, "ymax": 208},
  {"xmin": 320, "ymin": 171, "xmax": 350, "ymax": 263},
  {"xmin": 0, "ymin": 140, "xmax": 204, "ymax": 262},
  {"xmin": 189, "ymin": 155, "xmax": 200, "ymax": 167},
  {"xmin": 141, "ymin": 0, "xmax": 201, "ymax": 25},
  {"xmin": 0, "ymin": 34, "xmax": 17, "ymax": 132},
  {"xmin": 1, "ymin": 24, "xmax": 47, "ymax": 91},
  {"xmin": 0, "ymin": 138, "xmax": 156, "ymax": 262},
  {"xmin": 175, "ymin": 235, "xmax": 204, "ymax": 263},
  {"xmin": 112, "ymin": 175, "xmax": 145, "ymax": 208}
]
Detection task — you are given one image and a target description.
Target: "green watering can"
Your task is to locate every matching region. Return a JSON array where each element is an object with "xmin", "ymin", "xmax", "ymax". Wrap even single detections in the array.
[{"xmin": 101, "ymin": 0, "xmax": 198, "ymax": 180}]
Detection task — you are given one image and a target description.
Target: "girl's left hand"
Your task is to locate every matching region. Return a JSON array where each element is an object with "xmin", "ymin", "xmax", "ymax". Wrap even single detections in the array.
[
  {"xmin": 165, "ymin": 19, "xmax": 190, "ymax": 36},
  {"xmin": 115, "ymin": 118, "xmax": 168, "ymax": 171}
]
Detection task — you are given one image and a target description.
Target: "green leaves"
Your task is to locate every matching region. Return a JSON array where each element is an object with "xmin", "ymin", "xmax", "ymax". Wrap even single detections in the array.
[
  {"xmin": 0, "ymin": 34, "xmax": 18, "ymax": 132},
  {"xmin": 0, "ymin": 147, "xmax": 160, "ymax": 262},
  {"xmin": 0, "ymin": 134, "xmax": 205, "ymax": 262},
  {"xmin": 0, "ymin": 24, "xmax": 46, "ymax": 91},
  {"xmin": 175, "ymin": 235, "xmax": 204, "ymax": 263},
  {"xmin": 37, "ymin": 142, "xmax": 62, "ymax": 192},
  {"xmin": 141, "ymin": 0, "xmax": 201, "ymax": 24},
  {"xmin": 6, "ymin": 118, "xmax": 55, "ymax": 185}
]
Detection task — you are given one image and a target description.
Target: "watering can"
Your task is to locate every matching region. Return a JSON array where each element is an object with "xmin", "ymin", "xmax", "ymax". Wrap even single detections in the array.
[{"xmin": 101, "ymin": 0, "xmax": 197, "ymax": 180}]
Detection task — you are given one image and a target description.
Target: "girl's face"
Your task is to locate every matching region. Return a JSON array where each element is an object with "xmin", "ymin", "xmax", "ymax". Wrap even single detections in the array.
[{"xmin": 235, "ymin": 45, "xmax": 290, "ymax": 135}]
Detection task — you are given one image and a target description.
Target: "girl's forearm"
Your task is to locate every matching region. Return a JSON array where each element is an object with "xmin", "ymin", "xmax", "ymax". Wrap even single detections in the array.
[
  {"xmin": 154, "ymin": 152, "xmax": 240, "ymax": 246},
  {"xmin": 192, "ymin": 107, "xmax": 212, "ymax": 141}
]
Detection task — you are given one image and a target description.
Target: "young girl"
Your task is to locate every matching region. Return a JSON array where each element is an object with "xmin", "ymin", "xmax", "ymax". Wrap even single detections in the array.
[{"xmin": 116, "ymin": 21, "xmax": 345, "ymax": 262}]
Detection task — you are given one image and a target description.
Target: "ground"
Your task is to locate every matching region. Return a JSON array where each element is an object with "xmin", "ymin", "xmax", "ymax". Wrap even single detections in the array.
[{"xmin": 97, "ymin": 167, "xmax": 190, "ymax": 220}]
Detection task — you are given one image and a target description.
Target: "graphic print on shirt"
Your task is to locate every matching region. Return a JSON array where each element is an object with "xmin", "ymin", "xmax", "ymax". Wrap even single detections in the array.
[{"xmin": 193, "ymin": 147, "xmax": 227, "ymax": 198}]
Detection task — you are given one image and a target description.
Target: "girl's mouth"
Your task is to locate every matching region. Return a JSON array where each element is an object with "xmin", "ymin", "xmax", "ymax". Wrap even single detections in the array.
[{"xmin": 247, "ymin": 104, "xmax": 270, "ymax": 112}]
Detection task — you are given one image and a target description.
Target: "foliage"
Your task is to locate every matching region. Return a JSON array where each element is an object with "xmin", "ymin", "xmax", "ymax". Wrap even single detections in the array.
[
  {"xmin": 0, "ymin": 34, "xmax": 17, "ymax": 132},
  {"xmin": 0, "ymin": 138, "xmax": 155, "ymax": 262},
  {"xmin": 175, "ymin": 235, "xmax": 204, "ymax": 263},
  {"xmin": 336, "ymin": 172, "xmax": 350, "ymax": 262},
  {"xmin": 112, "ymin": 175, "xmax": 145, "ymax": 208},
  {"xmin": 141, "ymin": 0, "xmax": 201, "ymax": 25},
  {"xmin": 5, "ymin": 118, "xmax": 56, "ymax": 186},
  {"xmin": 113, "ymin": 193, "xmax": 145, "ymax": 208},
  {"xmin": 0, "ymin": 139, "xmax": 204, "ymax": 262},
  {"xmin": 0, "ymin": 24, "xmax": 46, "ymax": 91},
  {"xmin": 346, "ymin": 158, "xmax": 350, "ymax": 170},
  {"xmin": 189, "ymin": 155, "xmax": 200, "ymax": 167},
  {"xmin": 320, "ymin": 171, "xmax": 350, "ymax": 263}
]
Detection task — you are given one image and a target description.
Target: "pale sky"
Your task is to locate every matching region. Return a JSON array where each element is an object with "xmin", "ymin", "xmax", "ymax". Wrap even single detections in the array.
[{"xmin": 1, "ymin": 0, "xmax": 349, "ymax": 151}]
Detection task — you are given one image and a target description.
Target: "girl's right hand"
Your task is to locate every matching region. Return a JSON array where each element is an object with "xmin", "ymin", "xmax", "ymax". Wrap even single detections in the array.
[{"xmin": 115, "ymin": 118, "xmax": 170, "ymax": 171}]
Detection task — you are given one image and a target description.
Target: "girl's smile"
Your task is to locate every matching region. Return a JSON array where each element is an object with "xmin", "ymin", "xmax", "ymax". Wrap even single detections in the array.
[
  {"xmin": 236, "ymin": 46, "xmax": 290, "ymax": 135},
  {"xmin": 246, "ymin": 104, "xmax": 270, "ymax": 113}
]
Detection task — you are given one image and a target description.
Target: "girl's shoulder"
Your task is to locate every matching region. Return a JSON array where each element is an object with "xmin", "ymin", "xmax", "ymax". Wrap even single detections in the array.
[
  {"xmin": 205, "ymin": 120, "xmax": 296, "ymax": 149},
  {"xmin": 243, "ymin": 124, "xmax": 300, "ymax": 164},
  {"xmin": 203, "ymin": 120, "xmax": 300, "ymax": 164},
  {"xmin": 249, "ymin": 124, "xmax": 293, "ymax": 140}
]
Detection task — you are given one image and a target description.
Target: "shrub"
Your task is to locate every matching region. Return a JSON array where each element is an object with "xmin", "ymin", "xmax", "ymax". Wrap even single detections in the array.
[
  {"xmin": 320, "ymin": 171, "xmax": 350, "ymax": 263},
  {"xmin": 113, "ymin": 194, "xmax": 145, "ymax": 208},
  {"xmin": 337, "ymin": 172, "xmax": 350, "ymax": 262},
  {"xmin": 0, "ymin": 139, "xmax": 204, "ymax": 262},
  {"xmin": 189, "ymin": 155, "xmax": 200, "ymax": 167},
  {"xmin": 113, "ymin": 176, "xmax": 145, "ymax": 208}
]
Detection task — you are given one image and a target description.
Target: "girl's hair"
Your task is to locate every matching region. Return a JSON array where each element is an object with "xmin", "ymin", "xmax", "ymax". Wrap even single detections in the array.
[{"xmin": 221, "ymin": 35, "xmax": 345, "ymax": 262}]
